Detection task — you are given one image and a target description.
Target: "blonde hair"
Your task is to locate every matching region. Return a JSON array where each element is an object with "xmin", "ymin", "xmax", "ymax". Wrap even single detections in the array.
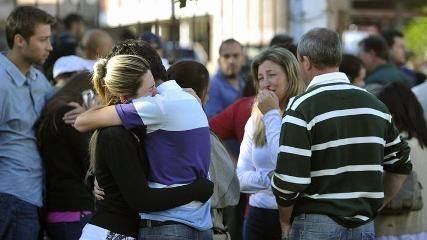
[
  {"xmin": 251, "ymin": 47, "xmax": 305, "ymax": 147},
  {"xmin": 92, "ymin": 54, "xmax": 151, "ymax": 105},
  {"xmin": 88, "ymin": 54, "xmax": 151, "ymax": 178}
]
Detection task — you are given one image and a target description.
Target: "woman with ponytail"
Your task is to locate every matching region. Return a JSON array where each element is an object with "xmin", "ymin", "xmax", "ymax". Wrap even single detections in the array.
[{"xmin": 79, "ymin": 55, "xmax": 213, "ymax": 240}]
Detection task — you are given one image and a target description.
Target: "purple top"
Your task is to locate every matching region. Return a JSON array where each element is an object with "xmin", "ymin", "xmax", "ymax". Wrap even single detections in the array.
[{"xmin": 115, "ymin": 81, "xmax": 211, "ymax": 185}]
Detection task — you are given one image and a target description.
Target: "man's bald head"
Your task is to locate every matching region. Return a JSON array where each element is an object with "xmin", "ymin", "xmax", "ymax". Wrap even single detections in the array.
[{"xmin": 80, "ymin": 29, "xmax": 113, "ymax": 60}]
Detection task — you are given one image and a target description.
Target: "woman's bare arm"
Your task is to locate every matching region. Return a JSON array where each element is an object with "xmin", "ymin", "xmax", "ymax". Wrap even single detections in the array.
[{"xmin": 73, "ymin": 105, "xmax": 122, "ymax": 132}]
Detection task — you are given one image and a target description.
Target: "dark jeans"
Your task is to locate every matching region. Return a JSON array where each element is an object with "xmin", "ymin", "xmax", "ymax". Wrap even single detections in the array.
[
  {"xmin": 46, "ymin": 212, "xmax": 92, "ymax": 240},
  {"xmin": 243, "ymin": 206, "xmax": 281, "ymax": 240},
  {"xmin": 0, "ymin": 192, "xmax": 40, "ymax": 240},
  {"xmin": 288, "ymin": 213, "xmax": 375, "ymax": 240},
  {"xmin": 223, "ymin": 193, "xmax": 247, "ymax": 240}
]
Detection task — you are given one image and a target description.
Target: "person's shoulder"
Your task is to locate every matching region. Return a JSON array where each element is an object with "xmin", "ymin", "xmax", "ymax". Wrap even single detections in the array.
[
  {"xmin": 0, "ymin": 70, "xmax": 8, "ymax": 88},
  {"xmin": 33, "ymin": 68, "xmax": 49, "ymax": 81},
  {"xmin": 244, "ymin": 114, "xmax": 257, "ymax": 132},
  {"xmin": 31, "ymin": 67, "xmax": 53, "ymax": 88},
  {"xmin": 235, "ymin": 96, "xmax": 254, "ymax": 106},
  {"xmin": 0, "ymin": 69, "xmax": 13, "ymax": 92},
  {"xmin": 98, "ymin": 126, "xmax": 143, "ymax": 146},
  {"xmin": 0, "ymin": 62, "xmax": 10, "ymax": 81},
  {"xmin": 210, "ymin": 71, "xmax": 224, "ymax": 83},
  {"xmin": 96, "ymin": 126, "xmax": 130, "ymax": 141},
  {"xmin": 99, "ymin": 126, "xmax": 128, "ymax": 136},
  {"xmin": 0, "ymin": 63, "xmax": 7, "ymax": 75},
  {"xmin": 223, "ymin": 97, "xmax": 253, "ymax": 114},
  {"xmin": 42, "ymin": 105, "xmax": 79, "ymax": 131},
  {"xmin": 378, "ymin": 64, "xmax": 404, "ymax": 78},
  {"xmin": 412, "ymin": 81, "xmax": 427, "ymax": 96},
  {"xmin": 396, "ymin": 68, "xmax": 413, "ymax": 81},
  {"xmin": 355, "ymin": 88, "xmax": 390, "ymax": 113},
  {"xmin": 58, "ymin": 32, "xmax": 78, "ymax": 44},
  {"xmin": 367, "ymin": 64, "xmax": 390, "ymax": 78},
  {"xmin": 364, "ymin": 73, "xmax": 376, "ymax": 83}
]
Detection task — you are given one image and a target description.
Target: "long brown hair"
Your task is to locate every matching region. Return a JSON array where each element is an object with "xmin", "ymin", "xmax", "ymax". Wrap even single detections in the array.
[
  {"xmin": 377, "ymin": 82, "xmax": 427, "ymax": 148},
  {"xmin": 38, "ymin": 71, "xmax": 92, "ymax": 141}
]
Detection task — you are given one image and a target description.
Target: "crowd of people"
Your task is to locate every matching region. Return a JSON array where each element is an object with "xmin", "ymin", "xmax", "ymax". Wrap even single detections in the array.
[{"xmin": 1, "ymin": 5, "xmax": 427, "ymax": 240}]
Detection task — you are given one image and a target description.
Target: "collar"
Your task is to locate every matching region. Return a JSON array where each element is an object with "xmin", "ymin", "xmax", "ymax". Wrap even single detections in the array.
[
  {"xmin": 306, "ymin": 72, "xmax": 350, "ymax": 91},
  {"xmin": 157, "ymin": 80, "xmax": 180, "ymax": 93},
  {"xmin": 0, "ymin": 52, "xmax": 37, "ymax": 86}
]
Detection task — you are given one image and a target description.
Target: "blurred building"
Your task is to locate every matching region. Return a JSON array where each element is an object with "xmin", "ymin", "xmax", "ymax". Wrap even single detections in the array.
[
  {"xmin": 0, "ymin": 0, "xmax": 426, "ymax": 65},
  {"xmin": 350, "ymin": 0, "xmax": 427, "ymax": 30},
  {"xmin": 0, "ymin": 0, "xmax": 98, "ymax": 26},
  {"xmin": 99, "ymin": 0, "xmax": 292, "ymax": 65},
  {"xmin": 97, "ymin": 0, "xmax": 350, "ymax": 68}
]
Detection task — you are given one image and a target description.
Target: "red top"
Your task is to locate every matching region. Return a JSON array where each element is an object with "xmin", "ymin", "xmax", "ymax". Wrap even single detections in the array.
[{"xmin": 209, "ymin": 96, "xmax": 254, "ymax": 144}]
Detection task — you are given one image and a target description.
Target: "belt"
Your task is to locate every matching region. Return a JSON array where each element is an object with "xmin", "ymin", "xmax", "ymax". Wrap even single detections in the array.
[{"xmin": 139, "ymin": 219, "xmax": 179, "ymax": 228}]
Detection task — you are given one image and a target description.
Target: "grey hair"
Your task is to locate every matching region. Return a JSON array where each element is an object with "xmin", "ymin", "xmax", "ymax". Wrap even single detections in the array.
[{"xmin": 297, "ymin": 28, "xmax": 342, "ymax": 69}]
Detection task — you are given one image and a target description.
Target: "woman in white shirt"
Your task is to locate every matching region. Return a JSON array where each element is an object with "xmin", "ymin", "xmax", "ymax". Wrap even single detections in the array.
[{"xmin": 237, "ymin": 47, "xmax": 305, "ymax": 240}]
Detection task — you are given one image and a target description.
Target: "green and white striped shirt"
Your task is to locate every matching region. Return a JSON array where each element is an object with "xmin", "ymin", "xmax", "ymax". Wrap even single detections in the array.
[{"xmin": 271, "ymin": 72, "xmax": 411, "ymax": 228}]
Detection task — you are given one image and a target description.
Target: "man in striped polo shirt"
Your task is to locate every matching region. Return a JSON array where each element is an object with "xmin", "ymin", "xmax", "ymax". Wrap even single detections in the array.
[{"xmin": 271, "ymin": 28, "xmax": 411, "ymax": 239}]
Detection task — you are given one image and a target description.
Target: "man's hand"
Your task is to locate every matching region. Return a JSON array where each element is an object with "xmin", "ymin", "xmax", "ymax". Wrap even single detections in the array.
[
  {"xmin": 257, "ymin": 89, "xmax": 280, "ymax": 114},
  {"xmin": 278, "ymin": 205, "xmax": 294, "ymax": 239},
  {"xmin": 380, "ymin": 172, "xmax": 408, "ymax": 211},
  {"xmin": 94, "ymin": 178, "xmax": 105, "ymax": 201},
  {"xmin": 280, "ymin": 221, "xmax": 292, "ymax": 238},
  {"xmin": 63, "ymin": 102, "xmax": 86, "ymax": 125}
]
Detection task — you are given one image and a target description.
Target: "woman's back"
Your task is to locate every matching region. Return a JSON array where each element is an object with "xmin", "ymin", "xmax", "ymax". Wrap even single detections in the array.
[
  {"xmin": 37, "ymin": 71, "xmax": 95, "ymax": 240},
  {"xmin": 375, "ymin": 138, "xmax": 427, "ymax": 238},
  {"xmin": 375, "ymin": 82, "xmax": 427, "ymax": 239},
  {"xmin": 39, "ymin": 104, "xmax": 93, "ymax": 212},
  {"xmin": 409, "ymin": 139, "xmax": 427, "ymax": 206},
  {"xmin": 91, "ymin": 126, "xmax": 143, "ymax": 237}
]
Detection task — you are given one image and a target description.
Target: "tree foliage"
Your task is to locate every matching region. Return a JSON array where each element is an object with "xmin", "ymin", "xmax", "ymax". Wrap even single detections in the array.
[{"xmin": 403, "ymin": 7, "xmax": 427, "ymax": 58}]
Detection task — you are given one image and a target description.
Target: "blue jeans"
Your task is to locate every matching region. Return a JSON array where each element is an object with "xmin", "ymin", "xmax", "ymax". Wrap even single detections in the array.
[
  {"xmin": 287, "ymin": 213, "xmax": 375, "ymax": 240},
  {"xmin": 138, "ymin": 223, "xmax": 212, "ymax": 240},
  {"xmin": 0, "ymin": 193, "xmax": 40, "ymax": 240},
  {"xmin": 46, "ymin": 212, "xmax": 92, "ymax": 240},
  {"xmin": 243, "ymin": 206, "xmax": 281, "ymax": 240}
]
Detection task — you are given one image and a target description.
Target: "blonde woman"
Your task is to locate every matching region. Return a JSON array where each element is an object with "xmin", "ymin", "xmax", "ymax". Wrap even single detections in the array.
[
  {"xmin": 79, "ymin": 55, "xmax": 213, "ymax": 239},
  {"xmin": 236, "ymin": 47, "xmax": 305, "ymax": 240}
]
